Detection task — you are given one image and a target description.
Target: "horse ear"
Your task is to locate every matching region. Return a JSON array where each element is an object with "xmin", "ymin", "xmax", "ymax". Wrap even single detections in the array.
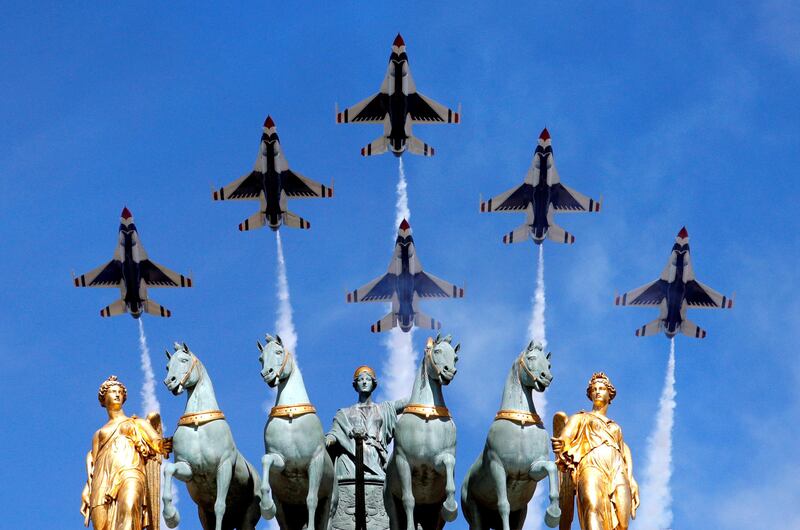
[
  {"xmin": 265, "ymin": 333, "xmax": 274, "ymax": 343},
  {"xmin": 164, "ymin": 349, "xmax": 171, "ymax": 360},
  {"xmin": 276, "ymin": 335, "xmax": 283, "ymax": 346},
  {"xmin": 173, "ymin": 342, "xmax": 182, "ymax": 351},
  {"xmin": 256, "ymin": 340, "xmax": 263, "ymax": 352},
  {"xmin": 528, "ymin": 340, "xmax": 534, "ymax": 351},
  {"xmin": 182, "ymin": 342, "xmax": 188, "ymax": 352},
  {"xmin": 435, "ymin": 333, "xmax": 441, "ymax": 343},
  {"xmin": 546, "ymin": 351, "xmax": 551, "ymax": 360},
  {"xmin": 443, "ymin": 334, "xmax": 453, "ymax": 343},
  {"xmin": 454, "ymin": 343, "xmax": 461, "ymax": 354}
]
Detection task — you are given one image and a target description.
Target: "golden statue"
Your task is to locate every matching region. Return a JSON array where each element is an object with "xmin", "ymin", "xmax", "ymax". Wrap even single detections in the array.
[
  {"xmin": 80, "ymin": 376, "xmax": 171, "ymax": 530},
  {"xmin": 552, "ymin": 373, "xmax": 639, "ymax": 530}
]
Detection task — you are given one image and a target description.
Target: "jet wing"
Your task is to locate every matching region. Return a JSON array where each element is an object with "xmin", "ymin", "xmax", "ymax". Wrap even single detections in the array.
[
  {"xmin": 212, "ymin": 171, "xmax": 262, "ymax": 201},
  {"xmin": 74, "ymin": 260, "xmax": 123, "ymax": 287},
  {"xmin": 346, "ymin": 274, "xmax": 396, "ymax": 303},
  {"xmin": 139, "ymin": 260, "xmax": 192, "ymax": 288},
  {"xmin": 414, "ymin": 272, "xmax": 465, "ymax": 299},
  {"xmin": 615, "ymin": 280, "xmax": 668, "ymax": 307},
  {"xmin": 337, "ymin": 93, "xmax": 389, "ymax": 123},
  {"xmin": 550, "ymin": 183, "xmax": 601, "ymax": 213},
  {"xmin": 407, "ymin": 93, "xmax": 460, "ymax": 124},
  {"xmin": 282, "ymin": 170, "xmax": 333, "ymax": 199},
  {"xmin": 480, "ymin": 184, "xmax": 532, "ymax": 213},
  {"xmin": 684, "ymin": 280, "xmax": 734, "ymax": 309}
]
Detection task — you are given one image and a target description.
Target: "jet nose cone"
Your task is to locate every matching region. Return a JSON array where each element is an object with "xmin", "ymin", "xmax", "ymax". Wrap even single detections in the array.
[
  {"xmin": 393, "ymin": 33, "xmax": 405, "ymax": 47},
  {"xmin": 678, "ymin": 226, "xmax": 689, "ymax": 238},
  {"xmin": 121, "ymin": 206, "xmax": 133, "ymax": 220},
  {"xmin": 264, "ymin": 115, "xmax": 275, "ymax": 128},
  {"xmin": 539, "ymin": 128, "xmax": 550, "ymax": 141},
  {"xmin": 399, "ymin": 218, "xmax": 410, "ymax": 231}
]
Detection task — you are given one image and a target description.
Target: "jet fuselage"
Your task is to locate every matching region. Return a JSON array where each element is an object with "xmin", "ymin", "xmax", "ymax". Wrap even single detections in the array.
[
  {"xmin": 387, "ymin": 53, "xmax": 410, "ymax": 156},
  {"xmin": 530, "ymin": 146, "xmax": 555, "ymax": 243},
  {"xmin": 663, "ymin": 246, "xmax": 690, "ymax": 337},
  {"xmin": 395, "ymin": 235, "xmax": 416, "ymax": 331},
  {"xmin": 120, "ymin": 224, "xmax": 144, "ymax": 317},
  {"xmin": 259, "ymin": 134, "xmax": 285, "ymax": 230}
]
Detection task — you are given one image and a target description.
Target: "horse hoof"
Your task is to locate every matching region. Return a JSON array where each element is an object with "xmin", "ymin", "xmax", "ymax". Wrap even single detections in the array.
[
  {"xmin": 544, "ymin": 503, "xmax": 561, "ymax": 528},
  {"xmin": 164, "ymin": 508, "xmax": 180, "ymax": 528},
  {"xmin": 442, "ymin": 499, "xmax": 458, "ymax": 522},
  {"xmin": 260, "ymin": 499, "xmax": 276, "ymax": 520}
]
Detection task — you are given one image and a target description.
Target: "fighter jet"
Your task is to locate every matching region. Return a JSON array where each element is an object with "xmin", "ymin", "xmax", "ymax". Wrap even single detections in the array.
[
  {"xmin": 73, "ymin": 207, "xmax": 192, "ymax": 318},
  {"xmin": 212, "ymin": 116, "xmax": 333, "ymax": 231},
  {"xmin": 615, "ymin": 227, "xmax": 734, "ymax": 338},
  {"xmin": 480, "ymin": 128, "xmax": 601, "ymax": 245},
  {"xmin": 336, "ymin": 34, "xmax": 460, "ymax": 157},
  {"xmin": 346, "ymin": 219, "xmax": 464, "ymax": 333}
]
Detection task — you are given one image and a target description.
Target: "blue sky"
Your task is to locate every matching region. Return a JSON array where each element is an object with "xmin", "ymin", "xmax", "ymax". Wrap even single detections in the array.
[{"xmin": 1, "ymin": 2, "xmax": 798, "ymax": 529}]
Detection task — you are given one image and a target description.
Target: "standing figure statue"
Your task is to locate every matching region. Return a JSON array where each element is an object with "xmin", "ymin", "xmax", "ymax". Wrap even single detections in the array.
[
  {"xmin": 258, "ymin": 334, "xmax": 335, "ymax": 530},
  {"xmin": 326, "ymin": 365, "xmax": 407, "ymax": 530},
  {"xmin": 162, "ymin": 343, "xmax": 262, "ymax": 530},
  {"xmin": 384, "ymin": 334, "xmax": 460, "ymax": 530},
  {"xmin": 461, "ymin": 341, "xmax": 560, "ymax": 530},
  {"xmin": 551, "ymin": 372, "xmax": 639, "ymax": 530},
  {"xmin": 80, "ymin": 375, "xmax": 170, "ymax": 530}
]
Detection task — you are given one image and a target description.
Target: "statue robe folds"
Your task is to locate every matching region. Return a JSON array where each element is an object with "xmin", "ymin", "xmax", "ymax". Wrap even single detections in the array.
[
  {"xmin": 556, "ymin": 411, "xmax": 634, "ymax": 530},
  {"xmin": 88, "ymin": 417, "xmax": 164, "ymax": 530}
]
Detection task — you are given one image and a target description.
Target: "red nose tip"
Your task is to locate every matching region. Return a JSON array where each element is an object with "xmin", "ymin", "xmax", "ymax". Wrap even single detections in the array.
[
  {"xmin": 678, "ymin": 226, "xmax": 688, "ymax": 238},
  {"xmin": 264, "ymin": 115, "xmax": 275, "ymax": 128},
  {"xmin": 393, "ymin": 34, "xmax": 405, "ymax": 47},
  {"xmin": 121, "ymin": 207, "xmax": 132, "ymax": 220},
  {"xmin": 399, "ymin": 218, "xmax": 410, "ymax": 231},
  {"xmin": 539, "ymin": 128, "xmax": 550, "ymax": 141}
]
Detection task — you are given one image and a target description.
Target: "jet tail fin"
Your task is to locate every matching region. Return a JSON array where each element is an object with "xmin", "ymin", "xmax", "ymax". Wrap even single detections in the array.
[
  {"xmin": 370, "ymin": 312, "xmax": 397, "ymax": 333},
  {"xmin": 283, "ymin": 210, "xmax": 311, "ymax": 230},
  {"xmin": 407, "ymin": 135, "xmax": 435, "ymax": 157},
  {"xmin": 361, "ymin": 136, "xmax": 388, "ymax": 157},
  {"xmin": 238, "ymin": 211, "xmax": 266, "ymax": 232},
  {"xmin": 414, "ymin": 311, "xmax": 442, "ymax": 331},
  {"xmin": 634, "ymin": 318, "xmax": 662, "ymax": 337},
  {"xmin": 680, "ymin": 319, "xmax": 707, "ymax": 339},
  {"xmin": 100, "ymin": 299, "xmax": 127, "ymax": 318},
  {"xmin": 502, "ymin": 223, "xmax": 531, "ymax": 244},
  {"xmin": 546, "ymin": 223, "xmax": 576, "ymax": 244},
  {"xmin": 144, "ymin": 299, "xmax": 172, "ymax": 318}
]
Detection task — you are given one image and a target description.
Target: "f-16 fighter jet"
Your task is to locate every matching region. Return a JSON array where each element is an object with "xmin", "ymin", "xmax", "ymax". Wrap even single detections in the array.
[
  {"xmin": 212, "ymin": 116, "xmax": 333, "ymax": 231},
  {"xmin": 346, "ymin": 219, "xmax": 464, "ymax": 333},
  {"xmin": 336, "ymin": 34, "xmax": 460, "ymax": 157},
  {"xmin": 480, "ymin": 128, "xmax": 601, "ymax": 245},
  {"xmin": 73, "ymin": 207, "xmax": 192, "ymax": 318},
  {"xmin": 615, "ymin": 227, "xmax": 734, "ymax": 338}
]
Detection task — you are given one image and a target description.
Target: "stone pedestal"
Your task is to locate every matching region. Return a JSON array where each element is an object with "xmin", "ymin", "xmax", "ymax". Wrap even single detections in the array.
[{"xmin": 330, "ymin": 479, "xmax": 390, "ymax": 530}]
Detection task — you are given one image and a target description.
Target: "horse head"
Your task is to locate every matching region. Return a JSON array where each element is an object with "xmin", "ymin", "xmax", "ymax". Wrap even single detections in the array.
[
  {"xmin": 517, "ymin": 340, "xmax": 552, "ymax": 392},
  {"xmin": 257, "ymin": 334, "xmax": 293, "ymax": 388},
  {"xmin": 164, "ymin": 342, "xmax": 201, "ymax": 395},
  {"xmin": 424, "ymin": 333, "xmax": 460, "ymax": 385}
]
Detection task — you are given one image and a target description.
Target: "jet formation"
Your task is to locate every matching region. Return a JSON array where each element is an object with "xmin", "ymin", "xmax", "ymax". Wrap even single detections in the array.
[
  {"xmin": 346, "ymin": 219, "xmax": 465, "ymax": 333},
  {"xmin": 480, "ymin": 128, "xmax": 601, "ymax": 245},
  {"xmin": 213, "ymin": 116, "xmax": 333, "ymax": 231},
  {"xmin": 336, "ymin": 34, "xmax": 460, "ymax": 157},
  {"xmin": 73, "ymin": 208, "xmax": 192, "ymax": 318},
  {"xmin": 615, "ymin": 227, "xmax": 734, "ymax": 338}
]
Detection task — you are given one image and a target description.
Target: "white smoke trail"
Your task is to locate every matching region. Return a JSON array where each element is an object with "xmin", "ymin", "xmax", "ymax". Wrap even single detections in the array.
[
  {"xmin": 638, "ymin": 338, "xmax": 677, "ymax": 530},
  {"xmin": 275, "ymin": 231, "xmax": 298, "ymax": 355},
  {"xmin": 381, "ymin": 158, "xmax": 417, "ymax": 400},
  {"xmin": 137, "ymin": 319, "xmax": 175, "ymax": 528},
  {"xmin": 524, "ymin": 244, "xmax": 547, "ymax": 530}
]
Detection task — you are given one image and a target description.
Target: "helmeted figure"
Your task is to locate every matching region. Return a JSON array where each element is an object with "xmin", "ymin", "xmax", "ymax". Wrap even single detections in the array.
[
  {"xmin": 326, "ymin": 366, "xmax": 407, "ymax": 529},
  {"xmin": 552, "ymin": 373, "xmax": 639, "ymax": 530},
  {"xmin": 80, "ymin": 375, "xmax": 169, "ymax": 530}
]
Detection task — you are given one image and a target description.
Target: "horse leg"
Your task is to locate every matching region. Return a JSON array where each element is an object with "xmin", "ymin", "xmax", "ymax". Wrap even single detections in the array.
[
  {"xmin": 212, "ymin": 457, "xmax": 234, "ymax": 530},
  {"xmin": 460, "ymin": 472, "xmax": 484, "ymax": 530},
  {"xmin": 384, "ymin": 467, "xmax": 402, "ymax": 530},
  {"xmin": 394, "ymin": 452, "xmax": 417, "ymax": 530},
  {"xmin": 305, "ymin": 450, "xmax": 325, "ymax": 530},
  {"xmin": 530, "ymin": 459, "xmax": 561, "ymax": 528},
  {"xmin": 259, "ymin": 453, "xmax": 285, "ymax": 520},
  {"xmin": 162, "ymin": 460, "xmax": 192, "ymax": 528},
  {"xmin": 435, "ymin": 453, "xmax": 458, "ymax": 522},
  {"xmin": 488, "ymin": 459, "xmax": 511, "ymax": 530}
]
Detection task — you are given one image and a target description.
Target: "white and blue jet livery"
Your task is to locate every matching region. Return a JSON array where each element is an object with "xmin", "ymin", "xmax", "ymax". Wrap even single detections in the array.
[
  {"xmin": 346, "ymin": 219, "xmax": 465, "ymax": 333},
  {"xmin": 615, "ymin": 227, "xmax": 734, "ymax": 338},
  {"xmin": 73, "ymin": 207, "xmax": 193, "ymax": 318},
  {"xmin": 336, "ymin": 34, "xmax": 460, "ymax": 157},
  {"xmin": 480, "ymin": 128, "xmax": 601, "ymax": 245},
  {"xmin": 212, "ymin": 116, "xmax": 333, "ymax": 231}
]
